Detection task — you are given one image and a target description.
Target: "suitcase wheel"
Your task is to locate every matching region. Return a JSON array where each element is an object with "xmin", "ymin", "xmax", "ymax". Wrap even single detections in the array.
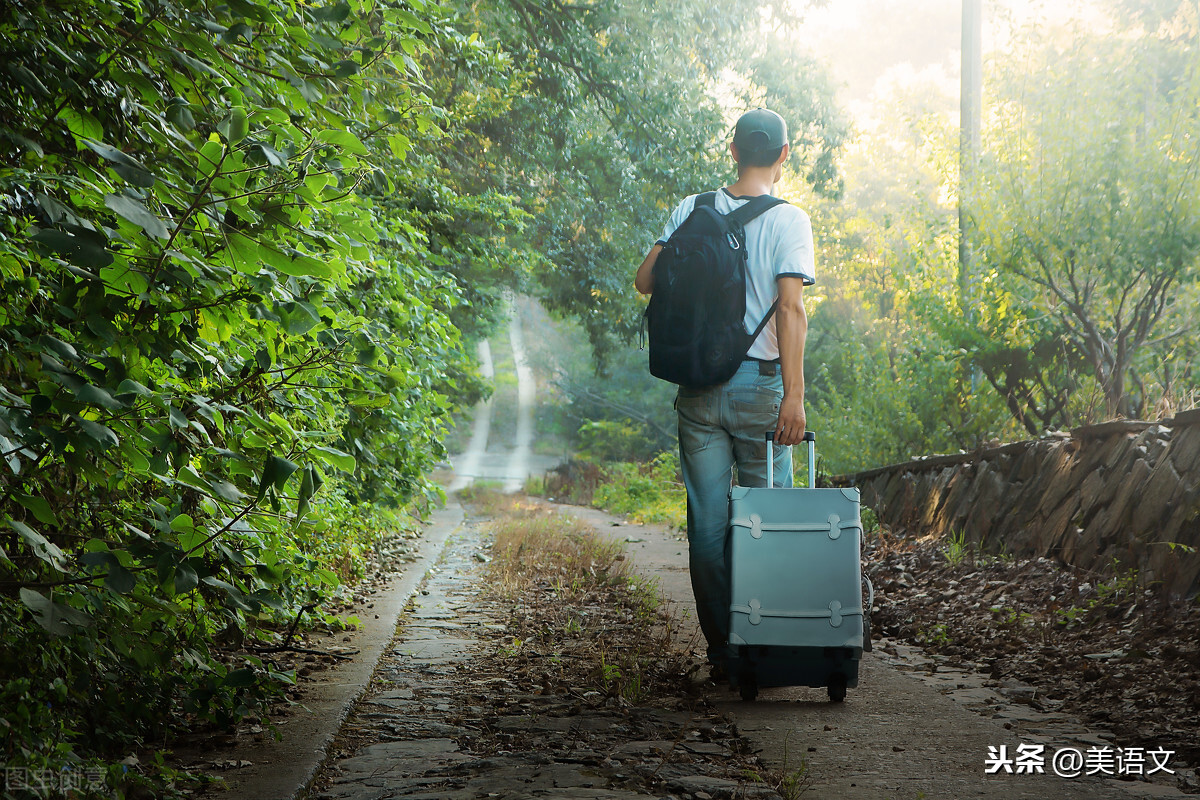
[
  {"xmin": 738, "ymin": 669, "xmax": 758, "ymax": 702},
  {"xmin": 827, "ymin": 673, "xmax": 847, "ymax": 703}
]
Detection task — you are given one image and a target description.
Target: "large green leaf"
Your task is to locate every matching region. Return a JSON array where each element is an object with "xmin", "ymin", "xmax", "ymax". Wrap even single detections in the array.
[
  {"xmin": 9, "ymin": 518, "xmax": 68, "ymax": 571},
  {"xmin": 257, "ymin": 454, "xmax": 299, "ymax": 499},
  {"xmin": 0, "ymin": 433, "xmax": 21, "ymax": 474},
  {"xmin": 30, "ymin": 226, "xmax": 113, "ymax": 269},
  {"xmin": 14, "ymin": 494, "xmax": 59, "ymax": 527},
  {"xmin": 56, "ymin": 107, "xmax": 104, "ymax": 142},
  {"xmin": 175, "ymin": 465, "xmax": 213, "ymax": 494},
  {"xmin": 173, "ymin": 561, "xmax": 199, "ymax": 594},
  {"xmin": 72, "ymin": 416, "xmax": 120, "ymax": 449},
  {"xmin": 295, "ymin": 463, "xmax": 317, "ymax": 520},
  {"xmin": 225, "ymin": 232, "xmax": 265, "ymax": 273},
  {"xmin": 209, "ymin": 479, "xmax": 246, "ymax": 503},
  {"xmin": 81, "ymin": 138, "xmax": 157, "ymax": 187},
  {"xmin": 115, "ymin": 379, "xmax": 155, "ymax": 399},
  {"xmin": 105, "ymin": 194, "xmax": 170, "ymax": 240},
  {"xmin": 263, "ymin": 246, "xmax": 334, "ymax": 278},
  {"xmin": 224, "ymin": 667, "xmax": 257, "ymax": 688},
  {"xmin": 315, "ymin": 128, "xmax": 368, "ymax": 155},
  {"xmin": 104, "ymin": 562, "xmax": 137, "ymax": 594},
  {"xmin": 201, "ymin": 576, "xmax": 258, "ymax": 612},
  {"xmin": 19, "ymin": 588, "xmax": 93, "ymax": 636},
  {"xmin": 311, "ymin": 445, "xmax": 356, "ymax": 472},
  {"xmin": 177, "ymin": 528, "xmax": 208, "ymax": 553},
  {"xmin": 74, "ymin": 383, "xmax": 125, "ymax": 411}
]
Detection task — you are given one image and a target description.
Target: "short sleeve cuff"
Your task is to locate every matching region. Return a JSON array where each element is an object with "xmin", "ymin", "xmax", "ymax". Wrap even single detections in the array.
[{"xmin": 778, "ymin": 272, "xmax": 815, "ymax": 286}]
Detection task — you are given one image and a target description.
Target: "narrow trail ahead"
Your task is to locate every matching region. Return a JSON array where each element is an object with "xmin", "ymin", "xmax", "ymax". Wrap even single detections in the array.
[
  {"xmin": 504, "ymin": 312, "xmax": 536, "ymax": 493},
  {"xmin": 446, "ymin": 340, "xmax": 495, "ymax": 493},
  {"xmin": 448, "ymin": 302, "xmax": 560, "ymax": 492}
]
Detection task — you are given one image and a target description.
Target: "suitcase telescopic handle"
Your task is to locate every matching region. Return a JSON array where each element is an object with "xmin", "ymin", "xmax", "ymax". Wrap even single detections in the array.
[{"xmin": 765, "ymin": 431, "xmax": 817, "ymax": 488}]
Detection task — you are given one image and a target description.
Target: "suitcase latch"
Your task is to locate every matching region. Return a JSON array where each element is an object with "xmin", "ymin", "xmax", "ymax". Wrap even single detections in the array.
[{"xmin": 748, "ymin": 513, "xmax": 763, "ymax": 539}]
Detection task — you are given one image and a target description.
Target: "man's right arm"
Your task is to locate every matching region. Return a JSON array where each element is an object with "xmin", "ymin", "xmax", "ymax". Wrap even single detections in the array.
[
  {"xmin": 774, "ymin": 275, "xmax": 808, "ymax": 446},
  {"xmin": 634, "ymin": 244, "xmax": 663, "ymax": 295}
]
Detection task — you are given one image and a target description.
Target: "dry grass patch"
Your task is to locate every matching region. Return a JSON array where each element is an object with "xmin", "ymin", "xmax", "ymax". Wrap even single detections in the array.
[
  {"xmin": 444, "ymin": 491, "xmax": 800, "ymax": 797},
  {"xmin": 455, "ymin": 481, "xmax": 515, "ymax": 517},
  {"xmin": 468, "ymin": 494, "xmax": 687, "ymax": 704},
  {"xmin": 486, "ymin": 504, "xmax": 628, "ymax": 599}
]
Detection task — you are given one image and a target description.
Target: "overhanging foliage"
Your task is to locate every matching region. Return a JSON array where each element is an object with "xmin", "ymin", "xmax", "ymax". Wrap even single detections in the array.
[{"xmin": 0, "ymin": 0, "xmax": 508, "ymax": 787}]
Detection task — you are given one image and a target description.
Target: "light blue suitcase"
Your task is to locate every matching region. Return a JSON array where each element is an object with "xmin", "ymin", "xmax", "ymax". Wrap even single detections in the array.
[{"xmin": 726, "ymin": 432, "xmax": 873, "ymax": 701}]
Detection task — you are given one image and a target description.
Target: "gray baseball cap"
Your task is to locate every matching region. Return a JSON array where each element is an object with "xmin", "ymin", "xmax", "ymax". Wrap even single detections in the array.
[{"xmin": 733, "ymin": 108, "xmax": 788, "ymax": 152}]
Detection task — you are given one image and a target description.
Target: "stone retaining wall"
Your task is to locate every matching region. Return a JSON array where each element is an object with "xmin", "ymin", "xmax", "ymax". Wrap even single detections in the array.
[{"xmin": 837, "ymin": 409, "xmax": 1200, "ymax": 597}]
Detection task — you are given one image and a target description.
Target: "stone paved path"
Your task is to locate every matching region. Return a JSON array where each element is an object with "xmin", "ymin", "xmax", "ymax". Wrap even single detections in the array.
[
  {"xmin": 304, "ymin": 502, "xmax": 1192, "ymax": 800},
  {"xmin": 308, "ymin": 521, "xmax": 771, "ymax": 800}
]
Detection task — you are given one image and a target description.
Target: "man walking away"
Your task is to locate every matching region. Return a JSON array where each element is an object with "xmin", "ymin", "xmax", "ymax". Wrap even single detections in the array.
[{"xmin": 634, "ymin": 108, "xmax": 815, "ymax": 679}]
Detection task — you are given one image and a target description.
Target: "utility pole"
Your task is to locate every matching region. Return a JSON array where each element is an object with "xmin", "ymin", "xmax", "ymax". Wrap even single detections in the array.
[
  {"xmin": 960, "ymin": 0, "xmax": 982, "ymax": 295},
  {"xmin": 960, "ymin": 0, "xmax": 982, "ymax": 397}
]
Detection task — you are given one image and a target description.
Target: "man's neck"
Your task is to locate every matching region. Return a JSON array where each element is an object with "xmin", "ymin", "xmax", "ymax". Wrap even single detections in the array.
[{"xmin": 725, "ymin": 168, "xmax": 776, "ymax": 198}]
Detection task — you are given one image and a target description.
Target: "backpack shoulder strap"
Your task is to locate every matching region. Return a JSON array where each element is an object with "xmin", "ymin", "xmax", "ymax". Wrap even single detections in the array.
[
  {"xmin": 725, "ymin": 194, "xmax": 787, "ymax": 227},
  {"xmin": 750, "ymin": 298, "xmax": 780, "ymax": 339},
  {"xmin": 695, "ymin": 191, "xmax": 717, "ymax": 209},
  {"xmin": 729, "ymin": 194, "xmax": 788, "ymax": 340}
]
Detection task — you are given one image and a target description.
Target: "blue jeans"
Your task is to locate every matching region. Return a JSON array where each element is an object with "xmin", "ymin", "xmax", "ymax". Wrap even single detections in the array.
[{"xmin": 676, "ymin": 360, "xmax": 792, "ymax": 666}]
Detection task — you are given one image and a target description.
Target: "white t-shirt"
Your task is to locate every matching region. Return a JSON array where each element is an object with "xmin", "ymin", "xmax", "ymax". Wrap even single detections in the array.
[{"xmin": 655, "ymin": 188, "xmax": 815, "ymax": 361}]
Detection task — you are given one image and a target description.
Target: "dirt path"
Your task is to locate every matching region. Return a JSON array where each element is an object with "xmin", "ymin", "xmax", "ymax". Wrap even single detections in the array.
[
  {"xmin": 503, "ymin": 305, "xmax": 535, "ymax": 492},
  {"xmin": 447, "ymin": 340, "xmax": 495, "ymax": 493},
  {"xmin": 449, "ymin": 300, "xmax": 561, "ymax": 492}
]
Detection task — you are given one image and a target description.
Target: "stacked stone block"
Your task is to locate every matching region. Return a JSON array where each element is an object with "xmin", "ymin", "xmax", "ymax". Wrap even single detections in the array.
[{"xmin": 838, "ymin": 410, "xmax": 1200, "ymax": 596}]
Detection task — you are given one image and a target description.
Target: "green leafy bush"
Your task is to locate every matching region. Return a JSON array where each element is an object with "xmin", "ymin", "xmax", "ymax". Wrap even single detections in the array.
[
  {"xmin": 0, "ymin": 0, "xmax": 504, "ymax": 790},
  {"xmin": 591, "ymin": 452, "xmax": 686, "ymax": 530},
  {"xmin": 577, "ymin": 420, "xmax": 648, "ymax": 464}
]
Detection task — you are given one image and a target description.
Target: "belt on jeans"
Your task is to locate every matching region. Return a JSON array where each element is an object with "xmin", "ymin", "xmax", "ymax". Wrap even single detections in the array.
[{"xmin": 745, "ymin": 357, "xmax": 780, "ymax": 376}]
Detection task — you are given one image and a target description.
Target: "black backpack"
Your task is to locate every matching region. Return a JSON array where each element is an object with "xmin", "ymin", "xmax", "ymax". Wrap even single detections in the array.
[{"xmin": 645, "ymin": 192, "xmax": 787, "ymax": 387}]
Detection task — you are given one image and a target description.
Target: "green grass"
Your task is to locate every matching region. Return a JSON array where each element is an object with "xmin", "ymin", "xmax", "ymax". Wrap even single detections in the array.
[
  {"xmin": 591, "ymin": 452, "xmax": 686, "ymax": 530},
  {"xmin": 943, "ymin": 529, "xmax": 972, "ymax": 566}
]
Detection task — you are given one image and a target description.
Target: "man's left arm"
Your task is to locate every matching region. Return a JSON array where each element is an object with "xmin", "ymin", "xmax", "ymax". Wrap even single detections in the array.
[
  {"xmin": 634, "ymin": 244, "xmax": 663, "ymax": 295},
  {"xmin": 774, "ymin": 275, "xmax": 807, "ymax": 446}
]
